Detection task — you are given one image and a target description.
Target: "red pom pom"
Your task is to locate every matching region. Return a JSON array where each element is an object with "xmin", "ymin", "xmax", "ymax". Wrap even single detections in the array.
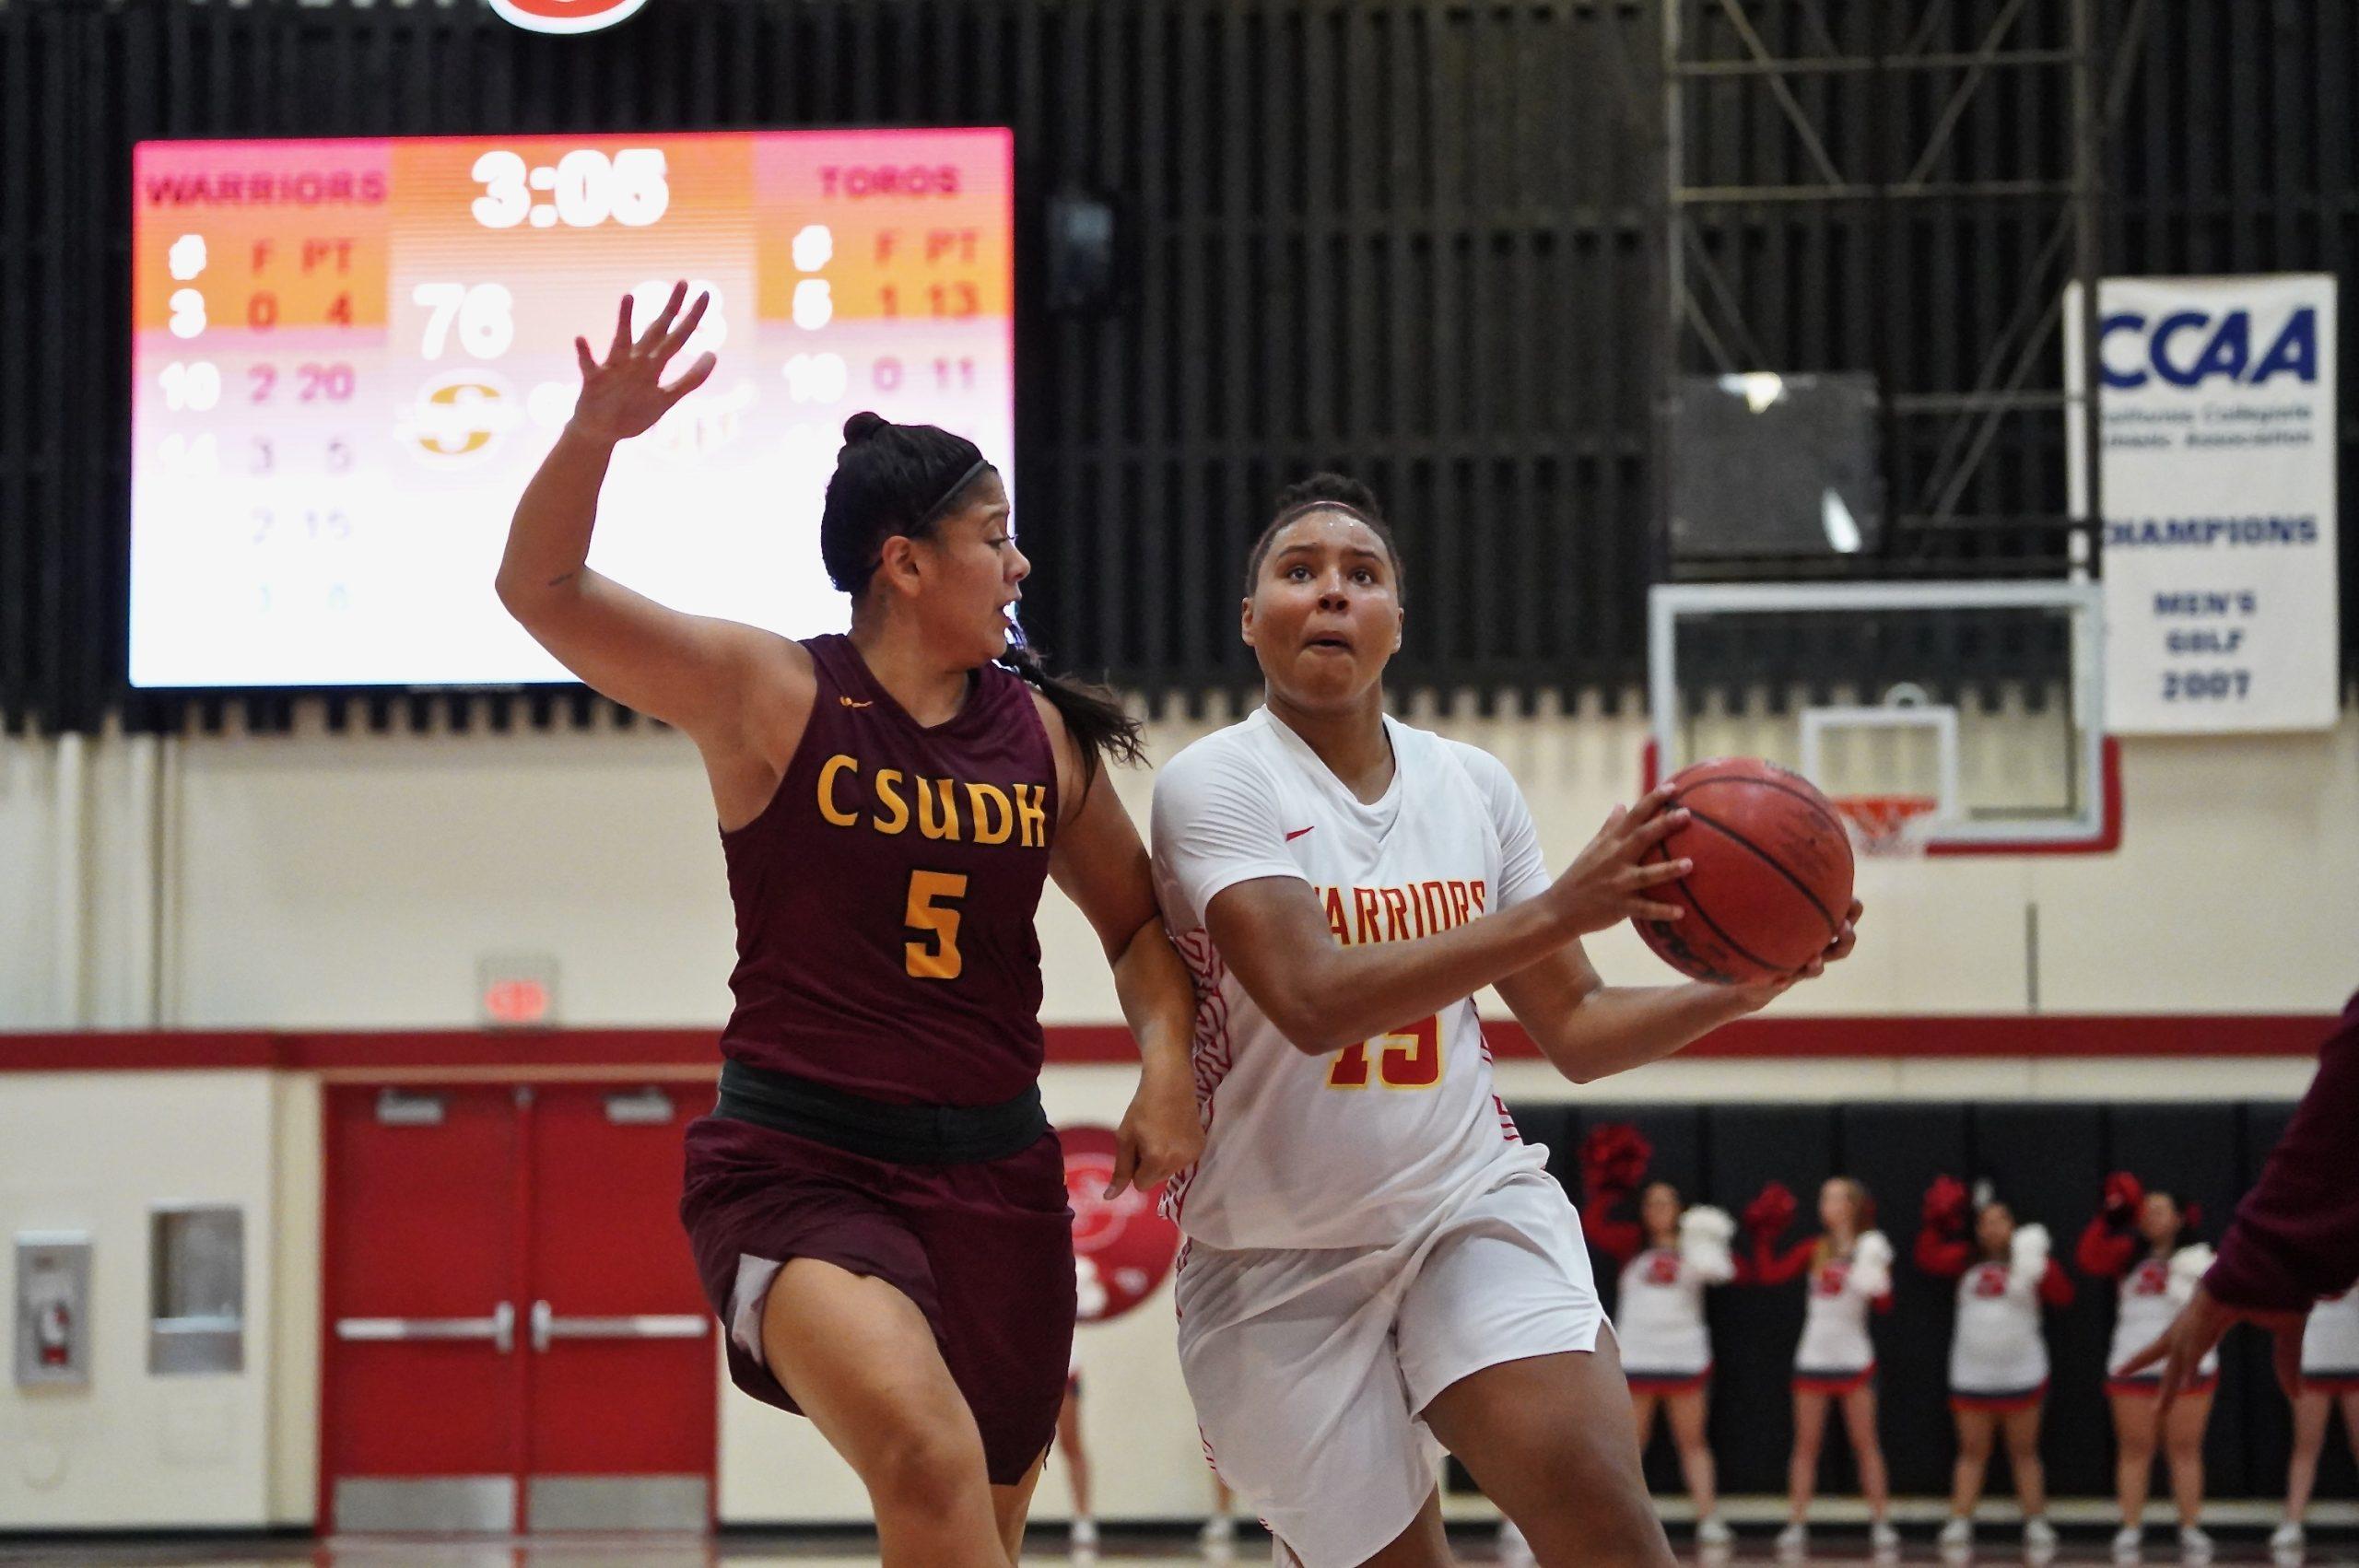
[
  {"xmin": 2103, "ymin": 1170, "xmax": 2145, "ymax": 1223},
  {"xmin": 1924, "ymin": 1174, "xmax": 1970, "ymax": 1230},
  {"xmin": 1745, "ymin": 1181, "xmax": 1798, "ymax": 1235}
]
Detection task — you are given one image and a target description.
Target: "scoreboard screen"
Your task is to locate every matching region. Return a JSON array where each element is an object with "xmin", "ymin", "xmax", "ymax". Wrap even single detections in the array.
[{"xmin": 129, "ymin": 128, "xmax": 1014, "ymax": 689}]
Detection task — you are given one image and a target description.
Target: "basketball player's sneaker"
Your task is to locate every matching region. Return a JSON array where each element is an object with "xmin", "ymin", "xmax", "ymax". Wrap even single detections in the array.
[
  {"xmin": 2113, "ymin": 1525, "xmax": 2144, "ymax": 1562},
  {"xmin": 1070, "ymin": 1515, "xmax": 1097, "ymax": 1565},
  {"xmin": 1696, "ymin": 1515, "xmax": 1735, "ymax": 1549},
  {"xmin": 1872, "ymin": 1520, "xmax": 1903, "ymax": 1556},
  {"xmin": 2025, "ymin": 1515, "xmax": 2060, "ymax": 1561},
  {"xmin": 1198, "ymin": 1512, "xmax": 1235, "ymax": 1560},
  {"xmin": 2179, "ymin": 1525, "xmax": 2214, "ymax": 1562},
  {"xmin": 1776, "ymin": 1522, "xmax": 1809, "ymax": 1559},
  {"xmin": 2271, "ymin": 1521, "xmax": 2305, "ymax": 1562},
  {"xmin": 1939, "ymin": 1516, "xmax": 1974, "ymax": 1554},
  {"xmin": 1496, "ymin": 1516, "xmax": 1534, "ymax": 1566}
]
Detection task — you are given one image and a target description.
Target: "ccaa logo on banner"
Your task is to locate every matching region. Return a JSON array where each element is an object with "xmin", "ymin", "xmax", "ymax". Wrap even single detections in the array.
[
  {"xmin": 2067, "ymin": 275, "xmax": 2341, "ymax": 734},
  {"xmin": 487, "ymin": 0, "xmax": 651, "ymax": 36}
]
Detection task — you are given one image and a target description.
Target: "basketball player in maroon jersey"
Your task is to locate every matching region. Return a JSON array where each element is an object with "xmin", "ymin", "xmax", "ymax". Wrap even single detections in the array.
[{"xmin": 498, "ymin": 284, "xmax": 1202, "ymax": 1568}]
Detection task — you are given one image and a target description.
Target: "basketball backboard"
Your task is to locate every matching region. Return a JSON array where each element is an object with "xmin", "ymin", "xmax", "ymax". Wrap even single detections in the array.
[{"xmin": 1646, "ymin": 582, "xmax": 2119, "ymax": 856}]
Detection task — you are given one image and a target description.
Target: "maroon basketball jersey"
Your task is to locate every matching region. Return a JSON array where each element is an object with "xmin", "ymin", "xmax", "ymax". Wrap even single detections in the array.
[{"xmin": 718, "ymin": 635, "xmax": 1060, "ymax": 1106}]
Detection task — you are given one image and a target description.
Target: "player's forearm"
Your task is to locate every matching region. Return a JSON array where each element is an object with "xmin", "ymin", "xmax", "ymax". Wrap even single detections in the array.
[
  {"xmin": 498, "ymin": 424, "xmax": 617, "ymax": 607},
  {"xmin": 1109, "ymin": 919, "xmax": 1195, "ymax": 1077},
  {"xmin": 1522, "ymin": 982, "xmax": 1753, "ymax": 1084},
  {"xmin": 1283, "ymin": 898, "xmax": 1572, "ymax": 1054}
]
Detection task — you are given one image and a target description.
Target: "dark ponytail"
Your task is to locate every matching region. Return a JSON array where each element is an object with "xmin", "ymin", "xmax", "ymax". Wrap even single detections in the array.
[
  {"xmin": 820, "ymin": 413, "xmax": 1144, "ymax": 786},
  {"xmin": 996, "ymin": 627, "xmax": 1145, "ymax": 788}
]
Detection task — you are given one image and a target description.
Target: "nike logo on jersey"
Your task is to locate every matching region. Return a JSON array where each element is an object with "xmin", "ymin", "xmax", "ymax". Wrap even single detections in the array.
[
  {"xmin": 1285, "ymin": 825, "xmax": 1316, "ymax": 841},
  {"xmin": 839, "ymin": 696, "xmax": 874, "ymax": 709}
]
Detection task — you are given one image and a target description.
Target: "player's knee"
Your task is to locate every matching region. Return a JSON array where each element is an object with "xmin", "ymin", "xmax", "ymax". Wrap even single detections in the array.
[
  {"xmin": 1584, "ymin": 1509, "xmax": 1678, "ymax": 1568},
  {"xmin": 863, "ymin": 1420, "xmax": 989, "ymax": 1514}
]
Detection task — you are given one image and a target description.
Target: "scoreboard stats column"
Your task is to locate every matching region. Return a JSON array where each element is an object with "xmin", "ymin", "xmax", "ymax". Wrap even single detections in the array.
[{"xmin": 128, "ymin": 128, "xmax": 1015, "ymax": 690}]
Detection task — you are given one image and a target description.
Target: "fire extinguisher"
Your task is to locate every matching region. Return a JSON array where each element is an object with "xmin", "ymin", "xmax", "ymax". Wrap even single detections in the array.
[{"xmin": 35, "ymin": 1295, "xmax": 72, "ymax": 1366}]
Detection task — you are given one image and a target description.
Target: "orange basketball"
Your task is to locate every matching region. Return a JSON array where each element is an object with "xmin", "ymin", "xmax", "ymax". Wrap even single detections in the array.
[{"xmin": 1631, "ymin": 757, "xmax": 1855, "ymax": 986}]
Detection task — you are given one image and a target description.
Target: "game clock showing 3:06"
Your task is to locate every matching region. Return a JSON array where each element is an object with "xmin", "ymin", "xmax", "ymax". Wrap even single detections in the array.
[{"xmin": 129, "ymin": 129, "xmax": 1013, "ymax": 689}]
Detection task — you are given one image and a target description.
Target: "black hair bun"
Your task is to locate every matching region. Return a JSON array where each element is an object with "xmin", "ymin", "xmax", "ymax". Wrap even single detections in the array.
[
  {"xmin": 1273, "ymin": 471, "xmax": 1384, "ymax": 521},
  {"xmin": 841, "ymin": 411, "xmax": 890, "ymax": 444}
]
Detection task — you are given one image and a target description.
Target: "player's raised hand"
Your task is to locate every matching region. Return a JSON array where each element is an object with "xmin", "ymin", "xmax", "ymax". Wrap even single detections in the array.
[
  {"xmin": 1539, "ymin": 786, "xmax": 1693, "ymax": 937},
  {"xmin": 569, "ymin": 281, "xmax": 716, "ymax": 443}
]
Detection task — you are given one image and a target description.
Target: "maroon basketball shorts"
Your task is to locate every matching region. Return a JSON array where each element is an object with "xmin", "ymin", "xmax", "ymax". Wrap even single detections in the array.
[{"xmin": 679, "ymin": 1113, "xmax": 1076, "ymax": 1484}]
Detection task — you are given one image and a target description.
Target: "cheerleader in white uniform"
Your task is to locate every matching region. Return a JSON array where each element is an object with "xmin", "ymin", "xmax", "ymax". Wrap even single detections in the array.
[
  {"xmin": 1915, "ymin": 1177, "xmax": 2076, "ymax": 1557},
  {"xmin": 2274, "ymin": 1288, "xmax": 2359, "ymax": 1559},
  {"xmin": 2077, "ymin": 1174, "xmax": 2217, "ymax": 1562},
  {"xmin": 1578, "ymin": 1125, "xmax": 1737, "ymax": 1549},
  {"xmin": 1743, "ymin": 1176, "xmax": 1897, "ymax": 1558}
]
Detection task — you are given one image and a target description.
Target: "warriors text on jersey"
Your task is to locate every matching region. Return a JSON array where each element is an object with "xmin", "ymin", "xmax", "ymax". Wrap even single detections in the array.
[{"xmin": 1149, "ymin": 708, "xmax": 1554, "ymax": 1249}]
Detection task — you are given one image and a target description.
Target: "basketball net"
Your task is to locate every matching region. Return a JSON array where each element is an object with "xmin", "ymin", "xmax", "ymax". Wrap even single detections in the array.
[{"xmin": 1832, "ymin": 793, "xmax": 1942, "ymax": 858}]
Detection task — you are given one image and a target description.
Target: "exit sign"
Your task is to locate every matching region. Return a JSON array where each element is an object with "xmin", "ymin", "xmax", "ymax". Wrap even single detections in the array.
[{"xmin": 477, "ymin": 954, "xmax": 558, "ymax": 1028}]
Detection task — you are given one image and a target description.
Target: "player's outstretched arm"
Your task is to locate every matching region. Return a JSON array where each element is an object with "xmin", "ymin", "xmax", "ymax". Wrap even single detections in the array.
[
  {"xmin": 497, "ymin": 283, "xmax": 794, "ymax": 744},
  {"xmin": 1202, "ymin": 790, "xmax": 1693, "ymax": 1057},
  {"xmin": 1492, "ymin": 895, "xmax": 1860, "ymax": 1084}
]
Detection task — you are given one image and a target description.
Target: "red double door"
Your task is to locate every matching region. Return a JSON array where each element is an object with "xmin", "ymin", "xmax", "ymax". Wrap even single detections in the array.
[{"xmin": 323, "ymin": 1081, "xmax": 716, "ymax": 1533}]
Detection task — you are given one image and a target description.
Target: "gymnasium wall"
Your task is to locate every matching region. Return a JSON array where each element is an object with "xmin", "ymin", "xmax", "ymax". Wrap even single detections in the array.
[
  {"xmin": 0, "ymin": 1071, "xmax": 283, "ymax": 1528},
  {"xmin": 4, "ymin": 706, "xmax": 2355, "ymax": 1035},
  {"xmin": 5, "ymin": 1061, "xmax": 2351, "ymax": 1530},
  {"xmin": 1, "ymin": 706, "xmax": 2353, "ymax": 1529}
]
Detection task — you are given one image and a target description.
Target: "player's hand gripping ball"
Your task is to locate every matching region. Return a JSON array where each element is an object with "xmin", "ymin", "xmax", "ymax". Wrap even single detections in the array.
[{"xmin": 1630, "ymin": 758, "xmax": 1858, "ymax": 986}]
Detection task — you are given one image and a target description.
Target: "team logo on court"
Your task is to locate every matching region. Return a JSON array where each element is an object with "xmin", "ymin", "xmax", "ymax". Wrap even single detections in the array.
[
  {"xmin": 487, "ymin": 0, "xmax": 652, "ymax": 36},
  {"xmin": 1061, "ymin": 1124, "xmax": 1182, "ymax": 1324}
]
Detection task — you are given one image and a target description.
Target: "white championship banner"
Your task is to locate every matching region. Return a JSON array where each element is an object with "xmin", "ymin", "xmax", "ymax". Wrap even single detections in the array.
[{"xmin": 2067, "ymin": 274, "xmax": 2341, "ymax": 733}]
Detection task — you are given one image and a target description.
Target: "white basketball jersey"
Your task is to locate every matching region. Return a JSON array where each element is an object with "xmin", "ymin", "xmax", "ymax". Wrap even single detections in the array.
[
  {"xmin": 1150, "ymin": 708, "xmax": 1553, "ymax": 1250},
  {"xmin": 1949, "ymin": 1262, "xmax": 2050, "ymax": 1393},
  {"xmin": 1615, "ymin": 1248, "xmax": 1718, "ymax": 1376},
  {"xmin": 2303, "ymin": 1288, "xmax": 2359, "ymax": 1374}
]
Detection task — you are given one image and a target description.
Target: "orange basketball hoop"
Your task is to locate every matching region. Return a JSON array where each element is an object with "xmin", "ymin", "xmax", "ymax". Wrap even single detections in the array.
[{"xmin": 1831, "ymin": 793, "xmax": 1942, "ymax": 858}]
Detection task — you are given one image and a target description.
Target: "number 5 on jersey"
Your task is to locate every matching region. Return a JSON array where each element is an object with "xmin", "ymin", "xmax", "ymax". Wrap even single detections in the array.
[
  {"xmin": 1327, "ymin": 1015, "xmax": 1441, "ymax": 1090},
  {"xmin": 905, "ymin": 870, "xmax": 968, "ymax": 980}
]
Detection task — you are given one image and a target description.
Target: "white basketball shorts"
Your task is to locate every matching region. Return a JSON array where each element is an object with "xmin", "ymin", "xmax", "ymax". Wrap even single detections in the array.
[{"xmin": 1174, "ymin": 1160, "xmax": 1606, "ymax": 1568}]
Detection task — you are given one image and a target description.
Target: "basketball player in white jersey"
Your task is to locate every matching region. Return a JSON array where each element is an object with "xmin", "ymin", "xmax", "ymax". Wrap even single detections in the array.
[
  {"xmin": 1914, "ymin": 1179, "xmax": 2074, "ymax": 1558},
  {"xmin": 2273, "ymin": 1289, "xmax": 2359, "ymax": 1560},
  {"xmin": 2077, "ymin": 1175, "xmax": 2218, "ymax": 1562},
  {"xmin": 1149, "ymin": 475, "xmax": 1860, "ymax": 1568}
]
